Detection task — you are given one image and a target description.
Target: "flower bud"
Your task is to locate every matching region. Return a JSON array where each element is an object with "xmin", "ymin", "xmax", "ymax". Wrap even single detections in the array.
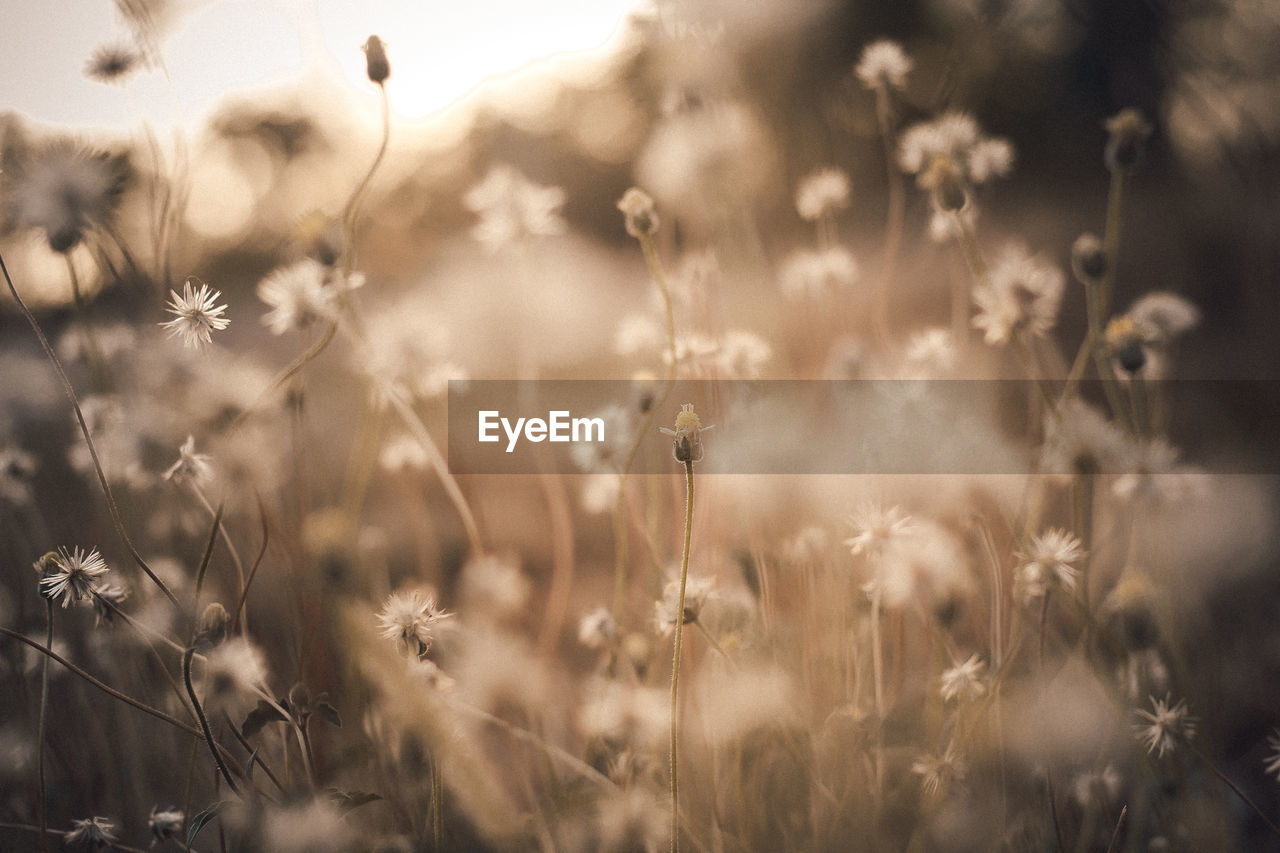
[
  {"xmin": 920, "ymin": 155, "xmax": 967, "ymax": 213},
  {"xmin": 1071, "ymin": 233, "xmax": 1107, "ymax": 283},
  {"xmin": 617, "ymin": 187, "xmax": 659, "ymax": 238},
  {"xmin": 193, "ymin": 602, "xmax": 231, "ymax": 650},
  {"xmin": 1104, "ymin": 108, "xmax": 1152, "ymax": 173},
  {"xmin": 362, "ymin": 35, "xmax": 390, "ymax": 85},
  {"xmin": 1105, "ymin": 316, "xmax": 1146, "ymax": 374}
]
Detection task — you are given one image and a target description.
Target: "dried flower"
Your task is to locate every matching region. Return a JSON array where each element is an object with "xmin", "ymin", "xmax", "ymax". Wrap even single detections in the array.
[
  {"xmin": 193, "ymin": 602, "xmax": 232, "ymax": 650},
  {"xmin": 38, "ymin": 546, "xmax": 109, "ymax": 608},
  {"xmin": 654, "ymin": 574, "xmax": 716, "ymax": 636},
  {"xmin": 362, "ymin": 35, "xmax": 390, "ymax": 84},
  {"xmin": 64, "ymin": 816, "xmax": 117, "ymax": 849},
  {"xmin": 149, "ymin": 806, "xmax": 184, "ymax": 840},
  {"xmin": 1134, "ymin": 694, "xmax": 1196, "ymax": 758},
  {"xmin": 163, "ymin": 434, "xmax": 213, "ymax": 484},
  {"xmin": 578, "ymin": 607, "xmax": 616, "ymax": 650},
  {"xmin": 912, "ymin": 744, "xmax": 967, "ymax": 797},
  {"xmin": 940, "ymin": 654, "xmax": 987, "ymax": 702},
  {"xmin": 659, "ymin": 402, "xmax": 713, "ymax": 464},
  {"xmin": 376, "ymin": 589, "xmax": 450, "ymax": 657},
  {"xmin": 160, "ymin": 278, "xmax": 230, "ymax": 349},
  {"xmin": 89, "ymin": 581, "xmax": 129, "ymax": 626},
  {"xmin": 618, "ymin": 187, "xmax": 659, "ymax": 238},
  {"xmin": 794, "ymin": 168, "xmax": 851, "ymax": 221},
  {"xmin": 202, "ymin": 637, "xmax": 269, "ymax": 709},
  {"xmin": 855, "ymin": 40, "xmax": 912, "ymax": 91},
  {"xmin": 899, "ymin": 112, "xmax": 1013, "ymax": 191},
  {"xmin": 1015, "ymin": 529, "xmax": 1085, "ymax": 603},
  {"xmin": 258, "ymin": 259, "xmax": 360, "ymax": 334}
]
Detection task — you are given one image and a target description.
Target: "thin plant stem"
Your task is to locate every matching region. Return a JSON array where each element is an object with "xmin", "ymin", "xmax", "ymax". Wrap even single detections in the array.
[
  {"xmin": 1188, "ymin": 742, "xmax": 1280, "ymax": 838},
  {"xmin": 232, "ymin": 494, "xmax": 270, "ymax": 635},
  {"xmin": 191, "ymin": 483, "xmax": 247, "ymax": 629},
  {"xmin": 432, "ymin": 757, "xmax": 444, "ymax": 850},
  {"xmin": 36, "ymin": 600, "xmax": 52, "ymax": 853},
  {"xmin": 0, "ymin": 822, "xmax": 149, "ymax": 853},
  {"xmin": 1104, "ymin": 805, "xmax": 1127, "ymax": 853},
  {"xmin": 0, "ymin": 251, "xmax": 179, "ymax": 607},
  {"xmin": 873, "ymin": 83, "xmax": 904, "ymax": 347},
  {"xmin": 342, "ymin": 82, "xmax": 392, "ymax": 271},
  {"xmin": 182, "ymin": 647, "xmax": 241, "ymax": 796},
  {"xmin": 613, "ymin": 231, "xmax": 679, "ymax": 635},
  {"xmin": 193, "ymin": 501, "xmax": 223, "ymax": 604},
  {"xmin": 669, "ymin": 458, "xmax": 695, "ymax": 853}
]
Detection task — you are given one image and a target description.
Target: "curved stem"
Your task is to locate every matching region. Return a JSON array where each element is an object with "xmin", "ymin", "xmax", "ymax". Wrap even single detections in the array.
[
  {"xmin": 669, "ymin": 459, "xmax": 695, "ymax": 853},
  {"xmin": 0, "ymin": 252, "xmax": 179, "ymax": 607},
  {"xmin": 182, "ymin": 648, "xmax": 241, "ymax": 796},
  {"xmin": 342, "ymin": 83, "xmax": 392, "ymax": 272}
]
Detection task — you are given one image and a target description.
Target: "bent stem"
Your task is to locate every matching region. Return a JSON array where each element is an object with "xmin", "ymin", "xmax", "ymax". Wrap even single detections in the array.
[
  {"xmin": 182, "ymin": 647, "xmax": 241, "ymax": 797},
  {"xmin": 669, "ymin": 458, "xmax": 695, "ymax": 853},
  {"xmin": 0, "ymin": 252, "xmax": 179, "ymax": 607}
]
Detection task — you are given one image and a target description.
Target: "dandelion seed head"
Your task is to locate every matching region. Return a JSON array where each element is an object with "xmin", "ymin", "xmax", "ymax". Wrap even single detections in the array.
[
  {"xmin": 376, "ymin": 589, "xmax": 450, "ymax": 657},
  {"xmin": 160, "ymin": 279, "xmax": 229, "ymax": 349},
  {"xmin": 912, "ymin": 744, "xmax": 967, "ymax": 797},
  {"xmin": 795, "ymin": 167, "xmax": 851, "ymax": 221},
  {"xmin": 972, "ymin": 244, "xmax": 1065, "ymax": 345},
  {"xmin": 38, "ymin": 546, "xmax": 109, "ymax": 608},
  {"xmin": 855, "ymin": 40, "xmax": 912, "ymax": 91},
  {"xmin": 1015, "ymin": 529, "xmax": 1084, "ymax": 603},
  {"xmin": 1134, "ymin": 694, "xmax": 1196, "ymax": 758}
]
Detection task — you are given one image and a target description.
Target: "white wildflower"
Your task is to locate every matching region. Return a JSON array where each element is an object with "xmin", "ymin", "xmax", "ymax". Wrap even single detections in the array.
[
  {"xmin": 7, "ymin": 140, "xmax": 128, "ymax": 253},
  {"xmin": 258, "ymin": 259, "xmax": 359, "ymax": 335},
  {"xmin": 64, "ymin": 816, "xmax": 117, "ymax": 849},
  {"xmin": 844, "ymin": 503, "xmax": 913, "ymax": 557},
  {"xmin": 654, "ymin": 574, "xmax": 716, "ymax": 637},
  {"xmin": 1128, "ymin": 292, "xmax": 1200, "ymax": 343},
  {"xmin": 940, "ymin": 654, "xmax": 987, "ymax": 702},
  {"xmin": 465, "ymin": 164, "xmax": 566, "ymax": 248},
  {"xmin": 904, "ymin": 328, "xmax": 957, "ymax": 374},
  {"xmin": 779, "ymin": 247, "xmax": 860, "ymax": 299},
  {"xmin": 795, "ymin": 167, "xmax": 851, "ymax": 221},
  {"xmin": 912, "ymin": 743, "xmax": 967, "ymax": 797},
  {"xmin": 149, "ymin": 807, "xmax": 183, "ymax": 841},
  {"xmin": 163, "ymin": 435, "xmax": 212, "ymax": 485},
  {"xmin": 160, "ymin": 278, "xmax": 229, "ymax": 349},
  {"xmin": 1134, "ymin": 694, "xmax": 1197, "ymax": 758},
  {"xmin": 972, "ymin": 244, "xmax": 1065, "ymax": 345},
  {"xmin": 855, "ymin": 40, "xmax": 912, "ymax": 91},
  {"xmin": 201, "ymin": 638, "xmax": 269, "ymax": 712},
  {"xmin": 1015, "ymin": 529, "xmax": 1085, "ymax": 603},
  {"xmin": 717, "ymin": 329, "xmax": 771, "ymax": 378},
  {"xmin": 376, "ymin": 589, "xmax": 450, "ymax": 657},
  {"xmin": 38, "ymin": 546, "xmax": 109, "ymax": 608},
  {"xmin": 578, "ymin": 607, "xmax": 616, "ymax": 650}
]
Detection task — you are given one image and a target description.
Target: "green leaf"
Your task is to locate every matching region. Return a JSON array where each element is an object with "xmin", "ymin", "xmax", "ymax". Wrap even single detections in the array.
[
  {"xmin": 313, "ymin": 700, "xmax": 342, "ymax": 728},
  {"xmin": 187, "ymin": 800, "xmax": 226, "ymax": 847},
  {"xmin": 326, "ymin": 788, "xmax": 383, "ymax": 816},
  {"xmin": 241, "ymin": 699, "xmax": 287, "ymax": 739}
]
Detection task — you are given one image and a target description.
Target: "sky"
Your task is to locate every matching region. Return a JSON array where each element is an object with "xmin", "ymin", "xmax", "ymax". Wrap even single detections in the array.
[{"xmin": 0, "ymin": 0, "xmax": 641, "ymax": 134}]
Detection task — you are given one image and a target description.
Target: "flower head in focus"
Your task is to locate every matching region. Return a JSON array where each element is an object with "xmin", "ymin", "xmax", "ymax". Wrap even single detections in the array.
[
  {"xmin": 37, "ymin": 546, "xmax": 109, "ymax": 608},
  {"xmin": 1134, "ymin": 694, "xmax": 1196, "ymax": 758},
  {"xmin": 660, "ymin": 402, "xmax": 714, "ymax": 464},
  {"xmin": 377, "ymin": 589, "xmax": 451, "ymax": 657},
  {"xmin": 160, "ymin": 278, "xmax": 229, "ymax": 349}
]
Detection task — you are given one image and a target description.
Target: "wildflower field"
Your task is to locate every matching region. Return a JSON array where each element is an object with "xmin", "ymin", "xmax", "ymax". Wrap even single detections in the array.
[{"xmin": 3, "ymin": 1, "xmax": 1280, "ymax": 851}]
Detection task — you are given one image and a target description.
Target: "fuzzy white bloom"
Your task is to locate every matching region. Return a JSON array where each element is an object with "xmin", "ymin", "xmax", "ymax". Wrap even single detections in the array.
[
  {"xmin": 898, "ymin": 111, "xmax": 1013, "ymax": 185},
  {"xmin": 38, "ymin": 546, "xmax": 109, "ymax": 608},
  {"xmin": 1128, "ymin": 292, "xmax": 1200, "ymax": 343},
  {"xmin": 149, "ymin": 807, "xmax": 183, "ymax": 841},
  {"xmin": 261, "ymin": 800, "xmax": 355, "ymax": 853},
  {"xmin": 465, "ymin": 164, "xmax": 567, "ymax": 247},
  {"xmin": 578, "ymin": 607, "xmax": 616, "ymax": 650},
  {"xmin": 912, "ymin": 743, "xmax": 967, "ymax": 797},
  {"xmin": 461, "ymin": 554, "xmax": 530, "ymax": 618},
  {"xmin": 376, "ymin": 589, "xmax": 450, "ymax": 657},
  {"xmin": 844, "ymin": 503, "xmax": 914, "ymax": 557},
  {"xmin": 160, "ymin": 279, "xmax": 229, "ymax": 349},
  {"xmin": 163, "ymin": 435, "xmax": 212, "ymax": 485},
  {"xmin": 855, "ymin": 39, "xmax": 912, "ymax": 90},
  {"xmin": 1015, "ymin": 529, "xmax": 1085, "ymax": 603},
  {"xmin": 614, "ymin": 314, "xmax": 665, "ymax": 357},
  {"xmin": 654, "ymin": 574, "xmax": 716, "ymax": 637},
  {"xmin": 202, "ymin": 638, "xmax": 269, "ymax": 711},
  {"xmin": 258, "ymin": 259, "xmax": 361, "ymax": 335},
  {"xmin": 0, "ymin": 445, "xmax": 37, "ymax": 507},
  {"xmin": 1040, "ymin": 399, "xmax": 1132, "ymax": 477},
  {"xmin": 904, "ymin": 328, "xmax": 957, "ymax": 374},
  {"xmin": 795, "ymin": 168, "xmax": 851, "ymax": 221},
  {"xmin": 1134, "ymin": 694, "xmax": 1197, "ymax": 758},
  {"xmin": 378, "ymin": 433, "xmax": 429, "ymax": 472},
  {"xmin": 580, "ymin": 473, "xmax": 620, "ymax": 515},
  {"xmin": 64, "ymin": 816, "xmax": 117, "ymax": 848},
  {"xmin": 579, "ymin": 678, "xmax": 669, "ymax": 745},
  {"xmin": 972, "ymin": 245, "xmax": 1065, "ymax": 345},
  {"xmin": 779, "ymin": 247, "xmax": 860, "ymax": 300},
  {"xmin": 717, "ymin": 329, "xmax": 772, "ymax": 378},
  {"xmin": 940, "ymin": 654, "xmax": 987, "ymax": 702},
  {"xmin": 1112, "ymin": 439, "xmax": 1199, "ymax": 504}
]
